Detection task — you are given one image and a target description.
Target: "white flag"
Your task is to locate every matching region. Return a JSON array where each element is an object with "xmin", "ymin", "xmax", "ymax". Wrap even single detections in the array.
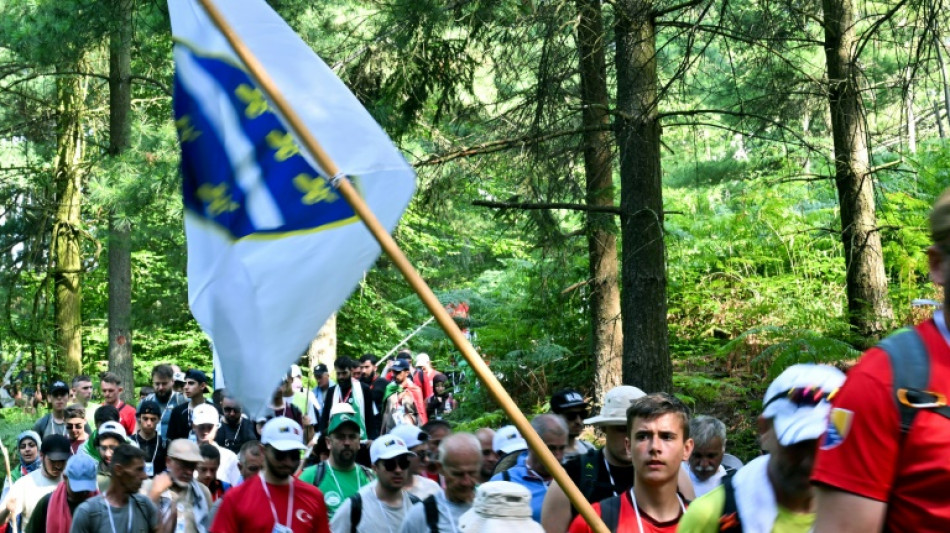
[{"xmin": 169, "ymin": 0, "xmax": 415, "ymax": 418}]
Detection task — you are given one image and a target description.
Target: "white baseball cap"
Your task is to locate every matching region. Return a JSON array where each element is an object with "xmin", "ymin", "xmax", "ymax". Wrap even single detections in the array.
[
  {"xmin": 391, "ymin": 424, "xmax": 429, "ymax": 448},
  {"xmin": 192, "ymin": 403, "xmax": 219, "ymax": 427},
  {"xmin": 492, "ymin": 425, "xmax": 527, "ymax": 455},
  {"xmin": 415, "ymin": 353, "xmax": 430, "ymax": 367},
  {"xmin": 584, "ymin": 385, "xmax": 647, "ymax": 426},
  {"xmin": 97, "ymin": 421, "xmax": 127, "ymax": 441},
  {"xmin": 261, "ymin": 416, "xmax": 307, "ymax": 451},
  {"xmin": 763, "ymin": 364, "xmax": 846, "ymax": 446},
  {"xmin": 370, "ymin": 434, "xmax": 415, "ymax": 464}
]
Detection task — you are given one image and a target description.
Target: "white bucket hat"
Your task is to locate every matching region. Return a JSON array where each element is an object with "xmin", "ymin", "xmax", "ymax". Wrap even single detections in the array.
[
  {"xmin": 584, "ymin": 385, "xmax": 647, "ymax": 426},
  {"xmin": 458, "ymin": 481, "xmax": 545, "ymax": 532}
]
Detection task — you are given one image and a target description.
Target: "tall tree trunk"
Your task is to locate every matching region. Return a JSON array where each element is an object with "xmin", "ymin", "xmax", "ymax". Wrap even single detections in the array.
[
  {"xmin": 822, "ymin": 0, "xmax": 894, "ymax": 337},
  {"xmin": 108, "ymin": 0, "xmax": 135, "ymax": 403},
  {"xmin": 615, "ymin": 0, "xmax": 672, "ymax": 392},
  {"xmin": 576, "ymin": 0, "xmax": 622, "ymax": 402},
  {"xmin": 934, "ymin": 37, "xmax": 950, "ymax": 135},
  {"xmin": 53, "ymin": 62, "xmax": 87, "ymax": 378},
  {"xmin": 905, "ymin": 68, "xmax": 916, "ymax": 154}
]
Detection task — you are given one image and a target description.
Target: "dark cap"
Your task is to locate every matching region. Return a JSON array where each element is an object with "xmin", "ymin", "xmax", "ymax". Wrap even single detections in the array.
[
  {"xmin": 185, "ymin": 369, "xmax": 208, "ymax": 384},
  {"xmin": 433, "ymin": 372, "xmax": 448, "ymax": 384},
  {"xmin": 137, "ymin": 400, "xmax": 162, "ymax": 417},
  {"xmin": 41, "ymin": 434, "xmax": 72, "ymax": 461},
  {"xmin": 551, "ymin": 389, "xmax": 589, "ymax": 413},
  {"xmin": 313, "ymin": 364, "xmax": 329, "ymax": 376},
  {"xmin": 49, "ymin": 381, "xmax": 70, "ymax": 395},
  {"xmin": 396, "ymin": 350, "xmax": 412, "ymax": 361},
  {"xmin": 391, "ymin": 360, "xmax": 411, "ymax": 372}
]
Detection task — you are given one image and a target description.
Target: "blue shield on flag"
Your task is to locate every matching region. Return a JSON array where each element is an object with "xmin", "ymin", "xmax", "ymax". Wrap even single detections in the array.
[{"xmin": 170, "ymin": 0, "xmax": 415, "ymax": 418}]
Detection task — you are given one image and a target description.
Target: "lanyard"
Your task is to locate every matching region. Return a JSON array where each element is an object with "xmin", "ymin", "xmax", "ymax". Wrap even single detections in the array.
[
  {"xmin": 105, "ymin": 498, "xmax": 133, "ymax": 533},
  {"xmin": 260, "ymin": 473, "xmax": 294, "ymax": 528},
  {"xmin": 326, "ymin": 464, "xmax": 363, "ymax": 497},
  {"xmin": 134, "ymin": 434, "xmax": 161, "ymax": 464},
  {"xmin": 629, "ymin": 488, "xmax": 685, "ymax": 533},
  {"xmin": 604, "ymin": 456, "xmax": 618, "ymax": 496}
]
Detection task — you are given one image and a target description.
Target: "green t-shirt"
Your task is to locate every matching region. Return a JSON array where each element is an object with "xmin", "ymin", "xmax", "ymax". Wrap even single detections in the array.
[
  {"xmin": 678, "ymin": 485, "xmax": 816, "ymax": 533},
  {"xmin": 299, "ymin": 463, "xmax": 373, "ymax": 519}
]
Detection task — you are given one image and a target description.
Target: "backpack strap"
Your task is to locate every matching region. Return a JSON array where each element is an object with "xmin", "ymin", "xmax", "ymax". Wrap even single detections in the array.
[
  {"xmin": 313, "ymin": 462, "xmax": 327, "ymax": 487},
  {"xmin": 350, "ymin": 493, "xmax": 362, "ymax": 533},
  {"xmin": 718, "ymin": 473, "xmax": 741, "ymax": 532},
  {"xmin": 423, "ymin": 495, "xmax": 440, "ymax": 533},
  {"xmin": 599, "ymin": 495, "xmax": 621, "ymax": 531},
  {"xmin": 878, "ymin": 329, "xmax": 950, "ymax": 433}
]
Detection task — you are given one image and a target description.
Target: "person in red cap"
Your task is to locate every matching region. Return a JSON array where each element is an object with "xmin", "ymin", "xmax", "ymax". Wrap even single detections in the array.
[{"xmin": 212, "ymin": 417, "xmax": 329, "ymax": 533}]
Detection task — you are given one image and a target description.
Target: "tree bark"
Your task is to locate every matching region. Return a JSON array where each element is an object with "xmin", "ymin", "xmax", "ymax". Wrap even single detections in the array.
[
  {"xmin": 576, "ymin": 0, "xmax": 622, "ymax": 401},
  {"xmin": 615, "ymin": 0, "xmax": 672, "ymax": 392},
  {"xmin": 53, "ymin": 62, "xmax": 87, "ymax": 378},
  {"xmin": 935, "ymin": 37, "xmax": 950, "ymax": 135},
  {"xmin": 905, "ymin": 68, "xmax": 916, "ymax": 154},
  {"xmin": 307, "ymin": 313, "xmax": 337, "ymax": 372},
  {"xmin": 108, "ymin": 0, "xmax": 135, "ymax": 403},
  {"xmin": 822, "ymin": 0, "xmax": 894, "ymax": 337}
]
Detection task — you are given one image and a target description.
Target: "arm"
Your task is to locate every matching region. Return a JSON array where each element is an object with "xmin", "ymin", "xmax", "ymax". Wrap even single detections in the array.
[
  {"xmin": 812, "ymin": 485, "xmax": 887, "ymax": 533},
  {"xmin": 541, "ymin": 480, "xmax": 573, "ymax": 533}
]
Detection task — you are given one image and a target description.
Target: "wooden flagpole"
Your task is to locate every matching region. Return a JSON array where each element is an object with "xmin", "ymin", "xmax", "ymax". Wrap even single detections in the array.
[{"xmin": 194, "ymin": 1, "xmax": 610, "ymax": 531}]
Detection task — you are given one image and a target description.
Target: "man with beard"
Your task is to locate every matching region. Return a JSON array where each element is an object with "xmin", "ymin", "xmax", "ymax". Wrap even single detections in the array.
[
  {"xmin": 568, "ymin": 393, "xmax": 694, "ymax": 533},
  {"xmin": 319, "ymin": 357, "xmax": 377, "ymax": 440},
  {"xmin": 132, "ymin": 400, "xmax": 168, "ymax": 479},
  {"xmin": 26, "ymin": 453, "xmax": 98, "ymax": 533},
  {"xmin": 145, "ymin": 364, "xmax": 186, "ymax": 440},
  {"xmin": 542, "ymin": 385, "xmax": 645, "ymax": 533},
  {"xmin": 146, "ymin": 439, "xmax": 213, "ymax": 532},
  {"xmin": 399, "ymin": 433, "xmax": 482, "ymax": 533},
  {"xmin": 331, "ymin": 435, "xmax": 419, "ymax": 533},
  {"xmin": 684, "ymin": 416, "xmax": 730, "ymax": 498},
  {"xmin": 474, "ymin": 428, "xmax": 497, "ymax": 483},
  {"xmin": 0, "ymin": 434, "xmax": 70, "ymax": 531},
  {"xmin": 300, "ymin": 404, "xmax": 375, "ymax": 518},
  {"xmin": 211, "ymin": 417, "xmax": 329, "ymax": 533},
  {"xmin": 678, "ymin": 364, "xmax": 846, "ymax": 533},
  {"xmin": 71, "ymin": 444, "xmax": 165, "ymax": 532},
  {"xmin": 358, "ymin": 354, "xmax": 389, "ymax": 424},
  {"xmin": 214, "ymin": 393, "xmax": 257, "ymax": 454}
]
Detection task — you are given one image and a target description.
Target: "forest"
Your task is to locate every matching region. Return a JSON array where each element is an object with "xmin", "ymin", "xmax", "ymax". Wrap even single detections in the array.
[{"xmin": 1, "ymin": 0, "xmax": 948, "ymax": 458}]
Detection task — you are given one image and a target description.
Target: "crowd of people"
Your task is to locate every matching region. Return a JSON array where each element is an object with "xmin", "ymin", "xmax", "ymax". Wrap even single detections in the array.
[{"xmin": 2, "ymin": 190, "xmax": 950, "ymax": 532}]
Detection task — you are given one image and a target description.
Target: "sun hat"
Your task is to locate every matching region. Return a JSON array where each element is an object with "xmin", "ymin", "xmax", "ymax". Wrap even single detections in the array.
[
  {"xmin": 167, "ymin": 439, "xmax": 204, "ymax": 463},
  {"xmin": 64, "ymin": 453, "xmax": 98, "ymax": 492},
  {"xmin": 762, "ymin": 364, "xmax": 846, "ymax": 446},
  {"xmin": 370, "ymin": 434, "xmax": 414, "ymax": 464},
  {"xmin": 458, "ymin": 481, "xmax": 545, "ymax": 532},
  {"xmin": 492, "ymin": 425, "xmax": 527, "ymax": 455},
  {"xmin": 584, "ymin": 385, "xmax": 647, "ymax": 426},
  {"xmin": 261, "ymin": 416, "xmax": 307, "ymax": 451}
]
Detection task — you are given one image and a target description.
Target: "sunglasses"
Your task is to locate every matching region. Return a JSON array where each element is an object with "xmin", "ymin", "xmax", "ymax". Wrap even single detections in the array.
[
  {"xmin": 380, "ymin": 456, "xmax": 411, "ymax": 472},
  {"xmin": 222, "ymin": 406, "xmax": 240, "ymax": 413},
  {"xmin": 272, "ymin": 448, "xmax": 301, "ymax": 462},
  {"xmin": 66, "ymin": 423, "xmax": 84, "ymax": 429},
  {"xmin": 563, "ymin": 411, "xmax": 589, "ymax": 421},
  {"xmin": 764, "ymin": 386, "xmax": 838, "ymax": 408}
]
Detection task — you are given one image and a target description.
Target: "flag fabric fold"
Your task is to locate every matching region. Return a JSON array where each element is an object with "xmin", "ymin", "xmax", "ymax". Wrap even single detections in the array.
[{"xmin": 169, "ymin": 0, "xmax": 416, "ymax": 418}]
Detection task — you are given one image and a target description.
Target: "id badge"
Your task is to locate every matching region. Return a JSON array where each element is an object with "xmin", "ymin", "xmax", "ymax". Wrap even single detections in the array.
[
  {"xmin": 145, "ymin": 462, "xmax": 155, "ymax": 477},
  {"xmin": 272, "ymin": 525, "xmax": 293, "ymax": 533}
]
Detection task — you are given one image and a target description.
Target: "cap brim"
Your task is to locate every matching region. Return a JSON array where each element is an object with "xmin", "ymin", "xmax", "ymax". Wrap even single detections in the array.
[
  {"xmin": 556, "ymin": 401, "xmax": 589, "ymax": 411},
  {"xmin": 499, "ymin": 441, "xmax": 527, "ymax": 455},
  {"xmin": 267, "ymin": 440, "xmax": 307, "ymax": 452},
  {"xmin": 168, "ymin": 452, "xmax": 204, "ymax": 463},
  {"xmin": 583, "ymin": 415, "xmax": 626, "ymax": 426},
  {"xmin": 772, "ymin": 404, "xmax": 831, "ymax": 446},
  {"xmin": 375, "ymin": 450, "xmax": 415, "ymax": 462},
  {"xmin": 46, "ymin": 451, "xmax": 71, "ymax": 461},
  {"xmin": 67, "ymin": 477, "xmax": 97, "ymax": 493},
  {"xmin": 328, "ymin": 420, "xmax": 360, "ymax": 434}
]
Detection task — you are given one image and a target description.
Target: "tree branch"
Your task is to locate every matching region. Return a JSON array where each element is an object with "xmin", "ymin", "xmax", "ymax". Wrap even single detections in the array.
[
  {"xmin": 653, "ymin": 0, "xmax": 708, "ymax": 18},
  {"xmin": 472, "ymin": 200, "xmax": 621, "ymax": 214}
]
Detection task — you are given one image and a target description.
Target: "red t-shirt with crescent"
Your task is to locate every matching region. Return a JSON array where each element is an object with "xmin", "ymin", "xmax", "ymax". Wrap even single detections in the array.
[{"xmin": 211, "ymin": 475, "xmax": 329, "ymax": 533}]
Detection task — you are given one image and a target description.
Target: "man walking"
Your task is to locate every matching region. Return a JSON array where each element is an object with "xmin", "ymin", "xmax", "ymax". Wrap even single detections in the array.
[
  {"xmin": 167, "ymin": 369, "xmax": 211, "ymax": 441},
  {"xmin": 0, "ymin": 434, "xmax": 70, "ymax": 531},
  {"xmin": 32, "ymin": 381, "xmax": 75, "ymax": 439},
  {"xmin": 299, "ymin": 404, "xmax": 375, "ymax": 518},
  {"xmin": 132, "ymin": 400, "xmax": 168, "ymax": 479},
  {"xmin": 70, "ymin": 444, "xmax": 164, "ymax": 532},
  {"xmin": 319, "ymin": 357, "xmax": 376, "ymax": 440},
  {"xmin": 64, "ymin": 404, "xmax": 89, "ymax": 454},
  {"xmin": 147, "ymin": 439, "xmax": 213, "ymax": 532},
  {"xmin": 358, "ymin": 354, "xmax": 388, "ymax": 420},
  {"xmin": 684, "ymin": 415, "xmax": 731, "ymax": 498},
  {"xmin": 331, "ymin": 435, "xmax": 419, "ymax": 533},
  {"xmin": 211, "ymin": 417, "xmax": 329, "ymax": 532},
  {"xmin": 381, "ymin": 359, "xmax": 426, "ymax": 433},
  {"xmin": 70, "ymin": 375, "xmax": 99, "ymax": 426},
  {"xmin": 25, "ymin": 453, "xmax": 98, "ymax": 533},
  {"xmin": 214, "ymin": 393, "xmax": 257, "ymax": 454},
  {"xmin": 550, "ymin": 389, "xmax": 595, "ymax": 460},
  {"xmin": 145, "ymin": 364, "xmax": 186, "ymax": 440},
  {"xmin": 568, "ymin": 393, "xmax": 694, "ymax": 533},
  {"xmin": 399, "ymin": 433, "xmax": 482, "ymax": 533},
  {"xmin": 100, "ymin": 372, "xmax": 137, "ymax": 437},
  {"xmin": 474, "ymin": 428, "xmax": 497, "ymax": 483}
]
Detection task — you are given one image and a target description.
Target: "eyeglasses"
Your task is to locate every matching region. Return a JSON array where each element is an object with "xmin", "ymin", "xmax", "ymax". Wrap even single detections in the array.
[
  {"xmin": 66, "ymin": 423, "xmax": 84, "ymax": 429},
  {"xmin": 380, "ymin": 456, "xmax": 411, "ymax": 472},
  {"xmin": 271, "ymin": 448, "xmax": 301, "ymax": 462},
  {"xmin": 764, "ymin": 386, "xmax": 838, "ymax": 408},
  {"xmin": 562, "ymin": 411, "xmax": 589, "ymax": 421}
]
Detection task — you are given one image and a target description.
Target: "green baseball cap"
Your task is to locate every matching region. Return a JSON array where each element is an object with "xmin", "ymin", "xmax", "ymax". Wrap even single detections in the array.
[{"xmin": 327, "ymin": 404, "xmax": 360, "ymax": 434}]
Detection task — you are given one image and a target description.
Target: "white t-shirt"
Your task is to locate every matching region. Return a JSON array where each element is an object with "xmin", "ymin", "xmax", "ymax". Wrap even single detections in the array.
[
  {"xmin": 0, "ymin": 467, "xmax": 61, "ymax": 530},
  {"xmin": 406, "ymin": 475, "xmax": 442, "ymax": 501},
  {"xmin": 686, "ymin": 462, "xmax": 727, "ymax": 498},
  {"xmin": 398, "ymin": 491, "xmax": 471, "ymax": 533},
  {"xmin": 331, "ymin": 485, "xmax": 416, "ymax": 533}
]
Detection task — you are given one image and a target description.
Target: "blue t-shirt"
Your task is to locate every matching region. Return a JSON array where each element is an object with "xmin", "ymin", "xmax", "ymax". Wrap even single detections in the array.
[{"xmin": 489, "ymin": 452, "xmax": 549, "ymax": 522}]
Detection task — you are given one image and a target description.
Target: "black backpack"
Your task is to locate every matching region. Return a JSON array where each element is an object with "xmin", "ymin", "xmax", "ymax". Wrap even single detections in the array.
[{"xmin": 348, "ymin": 493, "xmax": 440, "ymax": 533}]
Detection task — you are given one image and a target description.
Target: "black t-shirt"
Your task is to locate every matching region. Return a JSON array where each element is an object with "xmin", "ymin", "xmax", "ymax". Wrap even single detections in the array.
[
  {"xmin": 131, "ymin": 433, "xmax": 167, "ymax": 477},
  {"xmin": 215, "ymin": 418, "xmax": 258, "ymax": 454},
  {"xmin": 563, "ymin": 448, "xmax": 634, "ymax": 517}
]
